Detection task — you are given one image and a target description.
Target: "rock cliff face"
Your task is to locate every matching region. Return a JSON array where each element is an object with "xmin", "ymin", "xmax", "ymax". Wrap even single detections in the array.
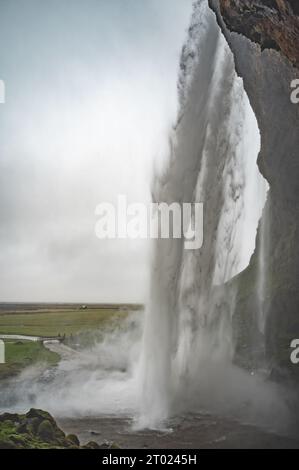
[
  {"xmin": 217, "ymin": 0, "xmax": 299, "ymax": 68},
  {"xmin": 209, "ymin": 0, "xmax": 299, "ymax": 380}
]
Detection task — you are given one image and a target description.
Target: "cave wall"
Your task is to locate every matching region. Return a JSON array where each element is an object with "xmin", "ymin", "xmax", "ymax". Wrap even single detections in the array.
[{"xmin": 209, "ymin": 0, "xmax": 299, "ymax": 379}]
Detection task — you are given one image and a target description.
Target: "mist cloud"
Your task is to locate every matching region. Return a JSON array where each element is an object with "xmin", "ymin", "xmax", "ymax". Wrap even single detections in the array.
[{"xmin": 0, "ymin": 0, "xmax": 193, "ymax": 302}]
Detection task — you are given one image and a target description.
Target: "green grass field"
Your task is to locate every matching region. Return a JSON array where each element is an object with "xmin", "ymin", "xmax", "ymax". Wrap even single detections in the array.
[
  {"xmin": 0, "ymin": 341, "xmax": 60, "ymax": 380},
  {"xmin": 0, "ymin": 308, "xmax": 128, "ymax": 337},
  {"xmin": 0, "ymin": 305, "xmax": 135, "ymax": 380}
]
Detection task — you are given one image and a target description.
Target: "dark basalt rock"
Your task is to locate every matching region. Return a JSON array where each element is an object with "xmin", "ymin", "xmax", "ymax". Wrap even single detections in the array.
[
  {"xmin": 0, "ymin": 408, "xmax": 108, "ymax": 449},
  {"xmin": 66, "ymin": 433, "xmax": 80, "ymax": 446},
  {"xmin": 208, "ymin": 0, "xmax": 299, "ymax": 383},
  {"xmin": 213, "ymin": 0, "xmax": 299, "ymax": 68}
]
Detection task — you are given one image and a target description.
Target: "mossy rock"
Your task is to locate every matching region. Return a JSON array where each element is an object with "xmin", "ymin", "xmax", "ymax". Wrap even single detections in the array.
[
  {"xmin": 66, "ymin": 434, "xmax": 80, "ymax": 446},
  {"xmin": 82, "ymin": 440, "xmax": 101, "ymax": 449},
  {"xmin": 0, "ymin": 438, "xmax": 18, "ymax": 449},
  {"xmin": 16, "ymin": 421, "xmax": 28, "ymax": 434},
  {"xmin": 37, "ymin": 419, "xmax": 55, "ymax": 441},
  {"xmin": 26, "ymin": 408, "xmax": 53, "ymax": 422},
  {"xmin": 26, "ymin": 417, "xmax": 41, "ymax": 434},
  {"xmin": 0, "ymin": 408, "xmax": 117, "ymax": 449},
  {"xmin": 0, "ymin": 412, "xmax": 21, "ymax": 424},
  {"xmin": 0, "ymin": 409, "xmax": 82, "ymax": 448},
  {"xmin": 10, "ymin": 433, "xmax": 28, "ymax": 446}
]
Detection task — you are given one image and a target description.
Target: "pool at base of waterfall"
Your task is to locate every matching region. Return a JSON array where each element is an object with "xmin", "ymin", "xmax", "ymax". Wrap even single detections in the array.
[{"xmin": 57, "ymin": 413, "xmax": 299, "ymax": 449}]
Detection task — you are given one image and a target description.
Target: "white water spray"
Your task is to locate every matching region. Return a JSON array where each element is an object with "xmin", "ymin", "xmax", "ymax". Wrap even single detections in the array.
[
  {"xmin": 139, "ymin": 0, "xmax": 274, "ymax": 428},
  {"xmin": 257, "ymin": 198, "xmax": 270, "ymax": 335},
  {"xmin": 1, "ymin": 0, "xmax": 291, "ymax": 438}
]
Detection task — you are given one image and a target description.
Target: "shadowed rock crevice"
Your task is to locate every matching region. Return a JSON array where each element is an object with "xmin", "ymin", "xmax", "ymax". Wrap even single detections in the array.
[{"xmin": 208, "ymin": 0, "xmax": 299, "ymax": 382}]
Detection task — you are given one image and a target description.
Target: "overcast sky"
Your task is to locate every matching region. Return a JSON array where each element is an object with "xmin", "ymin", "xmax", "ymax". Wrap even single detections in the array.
[{"xmin": 0, "ymin": 0, "xmax": 193, "ymax": 303}]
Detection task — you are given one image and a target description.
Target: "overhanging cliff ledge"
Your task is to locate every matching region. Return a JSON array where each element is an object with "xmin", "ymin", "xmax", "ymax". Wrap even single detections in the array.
[
  {"xmin": 210, "ymin": 0, "xmax": 299, "ymax": 69},
  {"xmin": 209, "ymin": 0, "xmax": 299, "ymax": 382}
]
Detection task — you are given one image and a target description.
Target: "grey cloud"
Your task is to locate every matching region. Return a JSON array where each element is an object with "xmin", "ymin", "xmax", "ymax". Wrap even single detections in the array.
[{"xmin": 0, "ymin": 0, "xmax": 192, "ymax": 302}]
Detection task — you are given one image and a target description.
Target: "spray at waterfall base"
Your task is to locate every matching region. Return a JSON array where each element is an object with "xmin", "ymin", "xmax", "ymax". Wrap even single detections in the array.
[
  {"xmin": 1, "ymin": 0, "xmax": 297, "ymax": 438},
  {"xmin": 138, "ymin": 0, "xmax": 294, "ymax": 432}
]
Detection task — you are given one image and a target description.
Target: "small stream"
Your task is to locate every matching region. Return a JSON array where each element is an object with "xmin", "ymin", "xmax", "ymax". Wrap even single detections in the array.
[
  {"xmin": 0, "ymin": 334, "xmax": 82, "ymax": 361},
  {"xmin": 0, "ymin": 334, "xmax": 42, "ymax": 342}
]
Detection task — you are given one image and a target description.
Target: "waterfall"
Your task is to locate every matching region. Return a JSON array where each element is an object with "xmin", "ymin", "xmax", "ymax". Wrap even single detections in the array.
[
  {"xmin": 139, "ymin": 0, "xmax": 268, "ymax": 428},
  {"xmin": 257, "ymin": 198, "xmax": 270, "ymax": 335}
]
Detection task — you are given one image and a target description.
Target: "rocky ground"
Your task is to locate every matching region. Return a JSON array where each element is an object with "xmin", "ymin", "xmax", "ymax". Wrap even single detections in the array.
[
  {"xmin": 2, "ymin": 408, "xmax": 299, "ymax": 449},
  {"xmin": 0, "ymin": 408, "xmax": 118, "ymax": 449},
  {"xmin": 58, "ymin": 413, "xmax": 299, "ymax": 449}
]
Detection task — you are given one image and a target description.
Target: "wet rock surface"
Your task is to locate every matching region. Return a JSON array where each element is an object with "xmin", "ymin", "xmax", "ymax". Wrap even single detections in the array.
[
  {"xmin": 209, "ymin": 0, "xmax": 299, "ymax": 382},
  {"xmin": 214, "ymin": 0, "xmax": 299, "ymax": 68},
  {"xmin": 58, "ymin": 414, "xmax": 299, "ymax": 449},
  {"xmin": 0, "ymin": 408, "xmax": 117, "ymax": 449}
]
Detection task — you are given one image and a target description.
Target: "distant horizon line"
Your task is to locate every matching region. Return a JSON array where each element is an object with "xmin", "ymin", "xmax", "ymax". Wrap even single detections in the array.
[{"xmin": 0, "ymin": 301, "xmax": 144, "ymax": 307}]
